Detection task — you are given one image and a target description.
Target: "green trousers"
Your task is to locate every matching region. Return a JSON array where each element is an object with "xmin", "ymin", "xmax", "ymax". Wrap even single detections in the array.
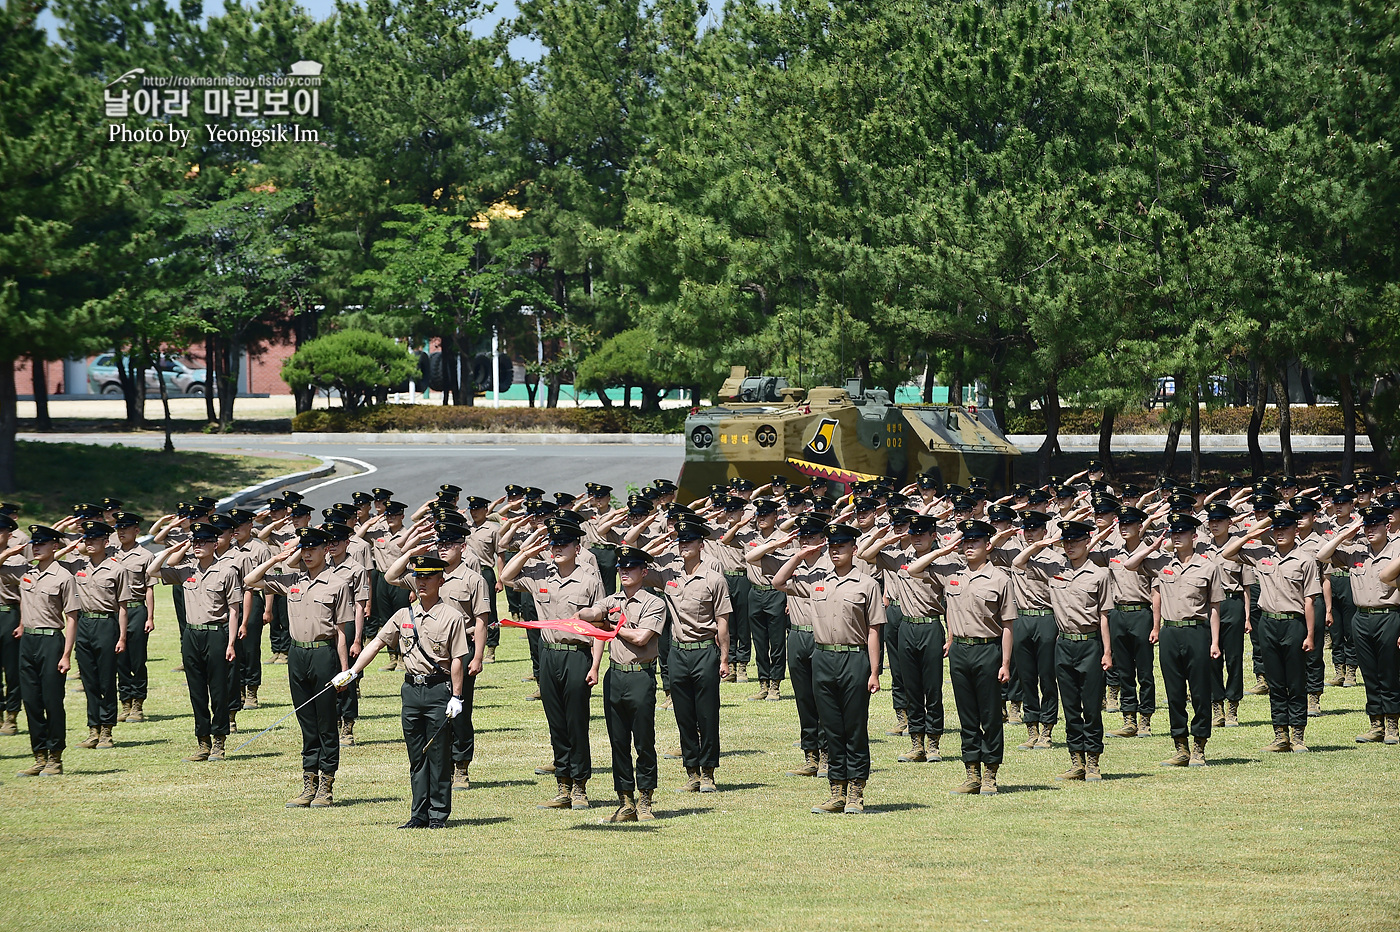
[
  {"xmin": 897, "ymin": 617, "xmax": 946, "ymax": 736},
  {"xmin": 75, "ymin": 614, "xmax": 120, "ymax": 729},
  {"xmin": 1260, "ymin": 616, "xmax": 1308, "ymax": 730},
  {"xmin": 402, "ymin": 678, "xmax": 453, "ymax": 823},
  {"xmin": 884, "ymin": 600, "xmax": 905, "ymax": 713},
  {"xmin": 1353, "ymin": 610, "xmax": 1400, "ymax": 715},
  {"xmin": 268, "ymin": 593, "xmax": 290, "ymax": 656},
  {"xmin": 289, "ymin": 643, "xmax": 339, "ymax": 773},
  {"xmin": 172, "ymin": 584, "xmax": 187, "ymax": 635},
  {"xmin": 1054, "ymin": 635, "xmax": 1105, "ymax": 753},
  {"xmin": 669, "ymin": 641, "xmax": 721, "ymax": 769},
  {"xmin": 812, "ymin": 648, "xmax": 872, "ymax": 782},
  {"xmin": 787, "ymin": 626, "xmax": 823, "ymax": 752},
  {"xmin": 539, "ymin": 647, "xmax": 593, "ymax": 784},
  {"xmin": 950, "ymin": 640, "xmax": 1004, "ymax": 765},
  {"xmin": 1306, "ymin": 594, "xmax": 1326, "ymax": 694},
  {"xmin": 0, "ymin": 606, "xmax": 20, "ymax": 713},
  {"xmin": 20, "ymin": 631, "xmax": 66, "ymax": 754},
  {"xmin": 117, "ymin": 603, "xmax": 149, "ymax": 701},
  {"xmin": 1248, "ymin": 583, "xmax": 1264, "ymax": 677},
  {"xmin": 1328, "ymin": 574, "xmax": 1357, "ymax": 668},
  {"xmin": 748, "ymin": 587, "xmax": 788, "ymax": 682},
  {"xmin": 1013, "ymin": 613, "xmax": 1058, "ymax": 725},
  {"xmin": 725, "ymin": 574, "xmax": 752, "ymax": 665},
  {"xmin": 1109, "ymin": 606, "xmax": 1157, "ymax": 714},
  {"xmin": 238, "ymin": 591, "xmax": 266, "ymax": 691},
  {"xmin": 1160, "ymin": 624, "xmax": 1213, "ymax": 740},
  {"xmin": 603, "ymin": 665, "xmax": 657, "ymax": 795},
  {"xmin": 1211, "ymin": 595, "xmax": 1246, "ymax": 703},
  {"xmin": 181, "ymin": 625, "xmax": 231, "ymax": 738},
  {"xmin": 450, "ymin": 672, "xmax": 478, "ymax": 765},
  {"xmin": 591, "ymin": 545, "xmax": 618, "ymax": 596},
  {"xmin": 480, "ymin": 566, "xmax": 500, "ymax": 648}
]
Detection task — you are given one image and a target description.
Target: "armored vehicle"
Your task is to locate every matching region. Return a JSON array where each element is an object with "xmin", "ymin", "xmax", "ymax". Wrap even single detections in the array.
[{"xmin": 677, "ymin": 367, "xmax": 1020, "ymax": 501}]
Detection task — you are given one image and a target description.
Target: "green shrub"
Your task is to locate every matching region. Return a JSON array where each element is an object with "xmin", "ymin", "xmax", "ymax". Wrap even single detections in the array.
[
  {"xmin": 1004, "ymin": 406, "xmax": 1358, "ymax": 435},
  {"xmin": 291, "ymin": 404, "xmax": 688, "ymax": 434}
]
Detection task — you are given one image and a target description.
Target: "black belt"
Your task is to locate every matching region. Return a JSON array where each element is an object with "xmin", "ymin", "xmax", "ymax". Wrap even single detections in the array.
[
  {"xmin": 1161, "ymin": 619, "xmax": 1203, "ymax": 628},
  {"xmin": 1019, "ymin": 608, "xmax": 1053, "ymax": 616},
  {"xmin": 816, "ymin": 643, "xmax": 864, "ymax": 652},
  {"xmin": 903, "ymin": 615, "xmax": 944, "ymax": 625},
  {"xmin": 1114, "ymin": 602, "xmax": 1150, "ymax": 611},
  {"xmin": 405, "ymin": 672, "xmax": 450, "ymax": 686},
  {"xmin": 79, "ymin": 611, "xmax": 117, "ymax": 620},
  {"xmin": 1223, "ymin": 593, "xmax": 1243, "ymax": 600},
  {"xmin": 674, "ymin": 638, "xmax": 715, "ymax": 651},
  {"xmin": 1058, "ymin": 632, "xmax": 1100, "ymax": 641},
  {"xmin": 610, "ymin": 660, "xmax": 656, "ymax": 672},
  {"xmin": 952, "ymin": 635, "xmax": 999, "ymax": 645}
]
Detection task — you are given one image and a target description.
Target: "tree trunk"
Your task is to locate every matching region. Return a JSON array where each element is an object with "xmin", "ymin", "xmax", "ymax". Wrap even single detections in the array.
[
  {"xmin": 1097, "ymin": 406, "xmax": 1117, "ymax": 478},
  {"xmin": 1247, "ymin": 361, "xmax": 1266, "ymax": 476},
  {"xmin": 1338, "ymin": 370, "xmax": 1357, "ymax": 480},
  {"xmin": 132, "ymin": 350, "xmax": 147, "ymax": 424},
  {"xmin": 525, "ymin": 375, "xmax": 538, "ymax": 408},
  {"xmin": 441, "ymin": 340, "xmax": 458, "ymax": 406},
  {"xmin": 640, "ymin": 386, "xmax": 661, "ymax": 414},
  {"xmin": 623, "ymin": 385, "xmax": 632, "ymax": 408},
  {"xmin": 947, "ymin": 347, "xmax": 964, "ymax": 409},
  {"xmin": 1360, "ymin": 379, "xmax": 1391, "ymax": 472},
  {"xmin": 1036, "ymin": 373, "xmax": 1060, "ymax": 484},
  {"xmin": 149, "ymin": 341, "xmax": 174, "ymax": 454},
  {"xmin": 1160, "ymin": 416, "xmax": 1183, "ymax": 481},
  {"xmin": 454, "ymin": 329, "xmax": 475, "ymax": 407},
  {"xmin": 1189, "ymin": 383, "xmax": 1201, "ymax": 483},
  {"xmin": 204, "ymin": 333, "xmax": 217, "ymax": 423},
  {"xmin": 596, "ymin": 385, "xmax": 612, "ymax": 408},
  {"xmin": 546, "ymin": 373, "xmax": 561, "ymax": 409},
  {"xmin": 31, "ymin": 359, "xmax": 50, "ymax": 432},
  {"xmin": 115, "ymin": 349, "xmax": 139, "ymax": 425},
  {"xmin": 1299, "ymin": 365, "xmax": 1316, "ymax": 406},
  {"xmin": 292, "ymin": 309, "xmax": 318, "ymax": 414},
  {"xmin": 922, "ymin": 356, "xmax": 934, "ymax": 404},
  {"xmin": 218, "ymin": 338, "xmax": 239, "ymax": 429},
  {"xmin": 0, "ymin": 361, "xmax": 15, "ymax": 493},
  {"xmin": 1272, "ymin": 366, "xmax": 1293, "ymax": 478}
]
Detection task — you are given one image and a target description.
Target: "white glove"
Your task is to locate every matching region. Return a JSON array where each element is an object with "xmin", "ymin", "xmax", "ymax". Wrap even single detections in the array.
[
  {"xmin": 332, "ymin": 670, "xmax": 357, "ymax": 688},
  {"xmin": 446, "ymin": 696, "xmax": 463, "ymax": 719}
]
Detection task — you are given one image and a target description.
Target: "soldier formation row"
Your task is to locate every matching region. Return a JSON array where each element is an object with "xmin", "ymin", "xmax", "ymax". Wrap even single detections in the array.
[{"xmin": 2, "ymin": 464, "xmax": 1398, "ymax": 825}]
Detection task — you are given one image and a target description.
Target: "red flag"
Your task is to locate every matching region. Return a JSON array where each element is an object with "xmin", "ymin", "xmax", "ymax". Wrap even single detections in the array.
[{"xmin": 500, "ymin": 614, "xmax": 625, "ymax": 641}]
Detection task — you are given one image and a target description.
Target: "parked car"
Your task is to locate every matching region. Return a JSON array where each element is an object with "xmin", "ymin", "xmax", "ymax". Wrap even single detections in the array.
[{"xmin": 87, "ymin": 353, "xmax": 207, "ymax": 396}]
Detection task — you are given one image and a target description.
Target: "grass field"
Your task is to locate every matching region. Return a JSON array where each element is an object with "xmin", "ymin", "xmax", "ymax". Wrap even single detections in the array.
[
  {"xmin": 2, "ymin": 587, "xmax": 1398, "ymax": 932},
  {"xmin": 6, "ymin": 442, "xmax": 320, "ymax": 525}
]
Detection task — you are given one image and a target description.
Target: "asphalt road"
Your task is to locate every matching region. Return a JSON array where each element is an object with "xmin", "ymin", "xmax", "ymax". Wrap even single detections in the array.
[{"xmin": 19, "ymin": 434, "xmax": 686, "ymax": 514}]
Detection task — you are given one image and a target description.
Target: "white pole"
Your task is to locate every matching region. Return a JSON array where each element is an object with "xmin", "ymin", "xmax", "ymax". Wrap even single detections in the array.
[
  {"xmin": 492, "ymin": 325, "xmax": 500, "ymax": 408},
  {"xmin": 535, "ymin": 311, "xmax": 544, "ymax": 400}
]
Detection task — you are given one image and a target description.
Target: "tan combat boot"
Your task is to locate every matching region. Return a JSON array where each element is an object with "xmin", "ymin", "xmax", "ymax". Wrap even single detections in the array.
[
  {"xmin": 980, "ymin": 764, "xmax": 999, "ymax": 795},
  {"xmin": 1385, "ymin": 715, "xmax": 1400, "ymax": 746},
  {"xmin": 766, "ymin": 681, "xmax": 781, "ymax": 701},
  {"xmin": 816, "ymin": 749, "xmax": 829, "ymax": 778},
  {"xmin": 483, "ymin": 646, "xmax": 496, "ymax": 664},
  {"xmin": 1290, "ymin": 726, "xmax": 1309, "ymax": 753},
  {"xmin": 749, "ymin": 679, "xmax": 769, "ymax": 701},
  {"xmin": 1224, "ymin": 701, "xmax": 1240, "ymax": 727},
  {"xmin": 1212, "ymin": 702, "xmax": 1226, "ymax": 727},
  {"xmin": 1356, "ymin": 715, "xmax": 1385, "ymax": 743},
  {"xmin": 118, "ymin": 700, "xmax": 132, "ymax": 723},
  {"xmin": 927, "ymin": 732, "xmax": 942, "ymax": 762},
  {"xmin": 1108, "ymin": 712, "xmax": 1138, "ymax": 738},
  {"xmin": 227, "ymin": 712, "xmax": 237, "ymax": 734},
  {"xmin": 128, "ymin": 700, "xmax": 145, "ymax": 723},
  {"xmin": 1325, "ymin": 665, "xmax": 1345, "ymax": 687},
  {"xmin": 1056, "ymin": 751, "xmax": 1086, "ymax": 781},
  {"xmin": 1189, "ymin": 737, "xmax": 1207, "ymax": 767},
  {"xmin": 452, "ymin": 761, "xmax": 470, "ymax": 790},
  {"xmin": 78, "ymin": 726, "xmax": 99, "ymax": 749},
  {"xmin": 636, "ymin": 788, "xmax": 655, "ymax": 821},
  {"xmin": 1016, "ymin": 722, "xmax": 1040, "ymax": 751},
  {"xmin": 534, "ymin": 760, "xmax": 557, "ymax": 776},
  {"xmin": 951, "ymin": 762, "xmax": 982, "ymax": 795},
  {"xmin": 661, "ymin": 690, "xmax": 674, "ymax": 711},
  {"xmin": 380, "ymin": 653, "xmax": 398, "ymax": 672},
  {"xmin": 1139, "ymin": 714, "xmax": 1153, "ymax": 737},
  {"xmin": 243, "ymin": 688, "xmax": 260, "ymax": 710},
  {"xmin": 1002, "ymin": 702, "xmax": 1009, "ymax": 723},
  {"xmin": 663, "ymin": 747, "xmax": 684, "ymax": 760},
  {"xmin": 1084, "ymin": 752, "xmax": 1102, "ymax": 781},
  {"xmin": 526, "ymin": 683, "xmax": 542, "ymax": 701},
  {"xmin": 1036, "ymin": 723, "xmax": 1055, "ymax": 749},
  {"xmin": 287, "ymin": 771, "xmax": 317, "ymax": 807},
  {"xmin": 721, "ymin": 665, "xmax": 737, "ymax": 683},
  {"xmin": 184, "ymin": 737, "xmax": 212, "ymax": 762},
  {"xmin": 571, "ymin": 781, "xmax": 590, "ymax": 810},
  {"xmin": 96, "ymin": 725, "xmax": 114, "ymax": 749},
  {"xmin": 812, "ymin": 780, "xmax": 847, "ymax": 813},
  {"xmin": 0, "ymin": 709, "xmax": 16, "ymax": 735},
  {"xmin": 699, "ymin": 768, "xmax": 718, "ymax": 793},
  {"xmin": 209, "ymin": 736, "xmax": 226, "ymax": 761},
  {"xmin": 1159, "ymin": 738, "xmax": 1190, "ymax": 767},
  {"xmin": 886, "ymin": 708, "xmax": 909, "ymax": 736},
  {"xmin": 735, "ymin": 661, "xmax": 750, "ymax": 683},
  {"xmin": 679, "ymin": 767, "xmax": 702, "ymax": 793},
  {"xmin": 340, "ymin": 720, "xmax": 355, "ymax": 747},
  {"xmin": 310, "ymin": 773, "xmax": 335, "ymax": 807},
  {"xmin": 1007, "ymin": 700, "xmax": 1023, "ymax": 725},
  {"xmin": 1107, "ymin": 685, "xmax": 1121, "ymax": 713},
  {"xmin": 786, "ymin": 750, "xmax": 820, "ymax": 777},
  {"xmin": 843, "ymin": 779, "xmax": 866, "ymax": 814},
  {"xmin": 608, "ymin": 793, "xmax": 637, "ymax": 822},
  {"xmin": 538, "ymin": 779, "xmax": 573, "ymax": 809},
  {"xmin": 1344, "ymin": 664, "xmax": 1359, "ymax": 687},
  {"xmin": 17, "ymin": 752, "xmax": 46, "ymax": 777},
  {"xmin": 1263, "ymin": 725, "xmax": 1292, "ymax": 752},
  {"xmin": 898, "ymin": 733, "xmax": 927, "ymax": 763},
  {"xmin": 1307, "ymin": 693, "xmax": 1322, "ymax": 718},
  {"xmin": 41, "ymin": 750, "xmax": 62, "ymax": 776},
  {"xmin": 1247, "ymin": 674, "xmax": 1269, "ymax": 695}
]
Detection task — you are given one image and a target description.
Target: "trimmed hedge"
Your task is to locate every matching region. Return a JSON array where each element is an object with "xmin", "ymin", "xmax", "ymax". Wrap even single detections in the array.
[
  {"xmin": 1005, "ymin": 406, "xmax": 1358, "ymax": 436},
  {"xmin": 291, "ymin": 404, "xmax": 688, "ymax": 434}
]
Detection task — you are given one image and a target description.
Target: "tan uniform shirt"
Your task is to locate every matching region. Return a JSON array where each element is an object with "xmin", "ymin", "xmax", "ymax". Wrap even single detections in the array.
[
  {"xmin": 331, "ymin": 556, "xmax": 370, "ymax": 604},
  {"xmin": 1198, "ymin": 534, "xmax": 1245, "ymax": 595},
  {"xmin": 930, "ymin": 562, "xmax": 1016, "ymax": 639},
  {"xmin": 59, "ymin": 553, "xmax": 134, "ymax": 615},
  {"xmin": 370, "ymin": 527, "xmax": 408, "ymax": 574},
  {"xmin": 379, "ymin": 601, "xmax": 470, "ymax": 675},
  {"xmin": 0, "ymin": 549, "xmax": 26, "ymax": 608},
  {"xmin": 1237, "ymin": 543, "xmax": 1322, "ymax": 614},
  {"xmin": 602, "ymin": 588, "xmax": 668, "ymax": 664},
  {"xmin": 1093, "ymin": 540, "xmax": 1154, "ymax": 604},
  {"xmin": 1142, "ymin": 551, "xmax": 1224, "ymax": 622},
  {"xmin": 646, "ymin": 554, "xmax": 732, "ymax": 642},
  {"xmin": 463, "ymin": 521, "xmax": 499, "ymax": 572},
  {"xmin": 1005, "ymin": 550, "xmax": 1056, "ymax": 612},
  {"xmin": 260, "ymin": 569, "xmax": 353, "ymax": 642},
  {"xmin": 509, "ymin": 561, "xmax": 605, "ymax": 646},
  {"xmin": 783, "ymin": 557, "xmax": 829, "ymax": 629},
  {"xmin": 785, "ymin": 564, "xmax": 883, "ymax": 646},
  {"xmin": 745, "ymin": 532, "xmax": 792, "ymax": 587},
  {"xmin": 874, "ymin": 546, "xmax": 950, "ymax": 618},
  {"xmin": 232, "ymin": 538, "xmax": 274, "ymax": 578},
  {"xmin": 439, "ymin": 561, "xmax": 491, "ymax": 624},
  {"xmin": 113, "ymin": 544, "xmax": 153, "ymax": 603},
  {"xmin": 1334, "ymin": 538, "xmax": 1400, "ymax": 609},
  {"xmin": 159, "ymin": 557, "xmax": 242, "ymax": 625},
  {"xmin": 1023, "ymin": 554, "xmax": 1111, "ymax": 635},
  {"xmin": 0, "ymin": 561, "xmax": 80, "ymax": 629}
]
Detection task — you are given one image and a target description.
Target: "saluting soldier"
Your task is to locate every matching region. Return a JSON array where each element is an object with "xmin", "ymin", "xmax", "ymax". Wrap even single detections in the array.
[
  {"xmin": 244, "ymin": 527, "xmax": 353, "ymax": 808},
  {"xmin": 1291, "ymin": 497, "xmax": 1331, "ymax": 717},
  {"xmin": 148, "ymin": 523, "xmax": 241, "ymax": 762},
  {"xmin": 257, "ymin": 496, "xmax": 308, "ymax": 664},
  {"xmin": 323, "ymin": 520, "xmax": 370, "ymax": 746},
  {"xmin": 1201, "ymin": 502, "xmax": 1247, "ymax": 727},
  {"xmin": 713, "ymin": 494, "xmax": 754, "ymax": 683},
  {"xmin": 365, "ymin": 500, "xmax": 412, "ymax": 662},
  {"xmin": 0, "ymin": 515, "xmax": 24, "ymax": 736},
  {"xmin": 577, "ymin": 483, "xmax": 620, "ymax": 595},
  {"xmin": 999, "ymin": 510, "xmax": 1060, "ymax": 751},
  {"xmin": 1093, "ymin": 505, "xmax": 1159, "ymax": 739},
  {"xmin": 743, "ymin": 498, "xmax": 791, "ymax": 702},
  {"xmin": 335, "ymin": 555, "xmax": 469, "ymax": 829},
  {"xmin": 908, "ymin": 519, "xmax": 1016, "ymax": 795},
  {"xmin": 1, "ymin": 526, "xmax": 80, "ymax": 776},
  {"xmin": 774, "ymin": 521, "xmax": 883, "ymax": 814},
  {"xmin": 462, "ymin": 496, "xmax": 502, "ymax": 661},
  {"xmin": 226, "ymin": 509, "xmax": 272, "ymax": 711},
  {"xmin": 109, "ymin": 514, "xmax": 154, "ymax": 724},
  {"xmin": 578, "ymin": 545, "xmax": 668, "ymax": 822},
  {"xmin": 59, "ymin": 521, "xmax": 133, "ymax": 751}
]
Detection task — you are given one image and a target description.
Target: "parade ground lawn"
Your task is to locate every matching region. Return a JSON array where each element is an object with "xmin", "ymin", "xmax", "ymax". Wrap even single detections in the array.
[
  {"xmin": 2, "ymin": 588, "xmax": 1398, "ymax": 932},
  {"xmin": 6, "ymin": 442, "xmax": 320, "ymax": 525}
]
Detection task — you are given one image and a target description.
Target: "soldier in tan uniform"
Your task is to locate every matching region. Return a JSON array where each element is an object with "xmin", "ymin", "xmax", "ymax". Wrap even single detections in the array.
[
  {"xmin": 244, "ymin": 527, "xmax": 353, "ymax": 807},
  {"xmin": 462, "ymin": 496, "xmax": 502, "ymax": 660},
  {"xmin": 713, "ymin": 495, "xmax": 754, "ymax": 683},
  {"xmin": 1201, "ymin": 502, "xmax": 1247, "ymax": 727},
  {"xmin": 0, "ymin": 515, "xmax": 24, "ymax": 735},
  {"xmin": 744, "ymin": 499, "xmax": 791, "ymax": 701},
  {"xmin": 110, "ymin": 514, "xmax": 154, "ymax": 724},
  {"xmin": 579, "ymin": 545, "xmax": 668, "ymax": 822},
  {"xmin": 1092, "ymin": 505, "xmax": 1159, "ymax": 739},
  {"xmin": 335, "ymin": 555, "xmax": 470, "ymax": 829},
  {"xmin": 228, "ymin": 509, "xmax": 272, "ymax": 711},
  {"xmin": 1000, "ymin": 510, "xmax": 1060, "ymax": 751},
  {"xmin": 323, "ymin": 520, "xmax": 370, "ymax": 746},
  {"xmin": 908, "ymin": 519, "xmax": 1016, "ymax": 795},
  {"xmin": 1, "ymin": 526, "xmax": 80, "ymax": 776},
  {"xmin": 61, "ymin": 520, "xmax": 133, "ymax": 751}
]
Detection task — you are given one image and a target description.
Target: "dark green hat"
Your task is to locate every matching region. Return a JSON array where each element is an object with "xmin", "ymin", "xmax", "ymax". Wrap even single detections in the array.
[
  {"xmin": 956, "ymin": 519, "xmax": 995, "ymax": 540},
  {"xmin": 1059, "ymin": 520, "xmax": 1094, "ymax": 541},
  {"xmin": 295, "ymin": 526, "xmax": 333, "ymax": 548},
  {"xmin": 464, "ymin": 496, "xmax": 490, "ymax": 510},
  {"xmin": 79, "ymin": 520, "xmax": 114, "ymax": 539},
  {"xmin": 1020, "ymin": 510, "xmax": 1052, "ymax": 529},
  {"xmin": 109, "ymin": 511, "xmax": 140, "ymax": 529},
  {"xmin": 1360, "ymin": 504, "xmax": 1390, "ymax": 526},
  {"xmin": 189, "ymin": 522, "xmax": 220, "ymax": 542},
  {"xmin": 351, "ymin": 491, "xmax": 374, "ymax": 506},
  {"xmin": 908, "ymin": 514, "xmax": 937, "ymax": 535},
  {"xmin": 615, "ymin": 545, "xmax": 651, "ymax": 568},
  {"xmin": 410, "ymin": 555, "xmax": 449, "ymax": 575},
  {"xmin": 793, "ymin": 513, "xmax": 830, "ymax": 536},
  {"xmin": 826, "ymin": 523, "xmax": 860, "ymax": 544}
]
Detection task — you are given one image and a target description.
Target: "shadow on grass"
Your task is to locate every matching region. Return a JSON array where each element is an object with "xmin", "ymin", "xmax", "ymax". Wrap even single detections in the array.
[
  {"xmin": 1207, "ymin": 757, "xmax": 1257, "ymax": 765},
  {"xmin": 865, "ymin": 802, "xmax": 932, "ymax": 813},
  {"xmin": 102, "ymin": 739, "xmax": 168, "ymax": 748},
  {"xmin": 719, "ymin": 748, "xmax": 763, "ymax": 757},
  {"xmin": 469, "ymin": 779, "xmax": 534, "ymax": 789},
  {"xmin": 989, "ymin": 783, "xmax": 1059, "ymax": 794},
  {"xmin": 570, "ymin": 821, "xmax": 659, "ymax": 832},
  {"xmin": 1298, "ymin": 745, "xmax": 1354, "ymax": 754},
  {"xmin": 452, "ymin": 816, "xmax": 510, "ymax": 827},
  {"xmin": 474, "ymin": 727, "xmax": 525, "ymax": 734},
  {"xmin": 334, "ymin": 797, "xmax": 400, "ymax": 806},
  {"xmin": 652, "ymin": 807, "xmax": 711, "ymax": 819},
  {"xmin": 714, "ymin": 782, "xmax": 766, "ymax": 791},
  {"xmin": 352, "ymin": 740, "xmax": 406, "ymax": 748},
  {"xmin": 1100, "ymin": 771, "xmax": 1151, "ymax": 780}
]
